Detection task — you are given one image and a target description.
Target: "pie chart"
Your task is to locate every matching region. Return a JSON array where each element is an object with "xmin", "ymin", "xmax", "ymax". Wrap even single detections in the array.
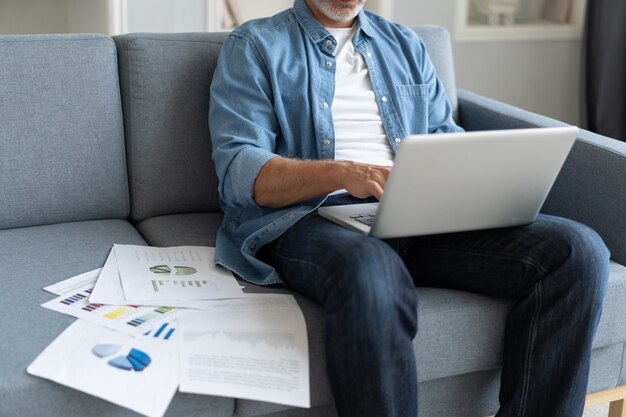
[{"xmin": 92, "ymin": 344, "xmax": 152, "ymax": 372}]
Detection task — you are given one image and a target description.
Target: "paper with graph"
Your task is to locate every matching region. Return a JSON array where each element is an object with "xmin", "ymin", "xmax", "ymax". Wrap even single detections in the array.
[
  {"xmin": 27, "ymin": 320, "xmax": 178, "ymax": 417},
  {"xmin": 178, "ymin": 295, "xmax": 310, "ymax": 408},
  {"xmin": 114, "ymin": 245, "xmax": 243, "ymax": 304},
  {"xmin": 90, "ymin": 248, "xmax": 246, "ymax": 309}
]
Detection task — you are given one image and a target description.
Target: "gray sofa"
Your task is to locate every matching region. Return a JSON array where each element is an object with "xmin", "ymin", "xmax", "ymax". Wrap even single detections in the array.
[{"xmin": 1, "ymin": 26, "xmax": 626, "ymax": 417}]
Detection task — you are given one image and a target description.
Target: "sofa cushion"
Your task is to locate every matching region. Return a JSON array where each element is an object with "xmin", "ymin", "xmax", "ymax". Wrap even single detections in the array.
[
  {"xmin": 0, "ymin": 34, "xmax": 130, "ymax": 230},
  {"xmin": 0, "ymin": 220, "xmax": 234, "ymax": 417},
  {"xmin": 114, "ymin": 33, "xmax": 228, "ymax": 222},
  {"xmin": 136, "ymin": 212, "xmax": 224, "ymax": 247}
]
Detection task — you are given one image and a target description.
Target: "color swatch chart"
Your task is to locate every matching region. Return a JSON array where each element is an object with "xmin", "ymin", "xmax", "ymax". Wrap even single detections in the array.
[
  {"xmin": 128, "ymin": 307, "xmax": 175, "ymax": 327},
  {"xmin": 42, "ymin": 284, "xmax": 179, "ymax": 337}
]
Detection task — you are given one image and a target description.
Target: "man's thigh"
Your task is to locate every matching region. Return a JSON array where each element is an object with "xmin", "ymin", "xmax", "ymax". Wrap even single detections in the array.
[
  {"xmin": 258, "ymin": 212, "xmax": 409, "ymax": 304},
  {"xmin": 389, "ymin": 213, "xmax": 606, "ymax": 299}
]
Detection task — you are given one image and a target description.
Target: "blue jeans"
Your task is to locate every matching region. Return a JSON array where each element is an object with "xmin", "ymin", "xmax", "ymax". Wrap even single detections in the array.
[{"xmin": 258, "ymin": 195, "xmax": 610, "ymax": 417}]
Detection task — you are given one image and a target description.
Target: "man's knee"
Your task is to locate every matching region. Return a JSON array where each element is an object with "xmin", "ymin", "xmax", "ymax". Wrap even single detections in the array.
[
  {"xmin": 325, "ymin": 236, "xmax": 417, "ymax": 330},
  {"xmin": 535, "ymin": 215, "xmax": 610, "ymax": 304}
]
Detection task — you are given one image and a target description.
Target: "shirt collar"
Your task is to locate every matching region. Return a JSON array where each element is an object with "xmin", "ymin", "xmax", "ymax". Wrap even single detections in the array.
[{"xmin": 293, "ymin": 0, "xmax": 376, "ymax": 44}]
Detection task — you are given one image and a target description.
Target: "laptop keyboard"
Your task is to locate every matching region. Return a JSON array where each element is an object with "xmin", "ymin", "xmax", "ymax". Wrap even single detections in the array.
[{"xmin": 351, "ymin": 213, "xmax": 376, "ymax": 226}]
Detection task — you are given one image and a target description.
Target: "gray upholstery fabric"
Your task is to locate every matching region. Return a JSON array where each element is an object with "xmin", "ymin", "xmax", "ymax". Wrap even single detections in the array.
[
  {"xmin": 457, "ymin": 88, "xmax": 569, "ymax": 131},
  {"xmin": 417, "ymin": 369, "xmax": 501, "ymax": 417},
  {"xmin": 0, "ymin": 219, "xmax": 235, "ymax": 417},
  {"xmin": 137, "ymin": 212, "xmax": 225, "ymax": 247},
  {"xmin": 114, "ymin": 33, "xmax": 228, "ymax": 222},
  {"xmin": 233, "ymin": 406, "xmax": 338, "ymax": 417},
  {"xmin": 0, "ymin": 34, "xmax": 130, "ymax": 230},
  {"xmin": 411, "ymin": 25, "xmax": 459, "ymax": 121},
  {"xmin": 458, "ymin": 89, "xmax": 626, "ymax": 267}
]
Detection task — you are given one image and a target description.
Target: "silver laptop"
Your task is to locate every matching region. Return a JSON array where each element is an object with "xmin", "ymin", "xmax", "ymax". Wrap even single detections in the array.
[{"xmin": 318, "ymin": 127, "xmax": 577, "ymax": 239}]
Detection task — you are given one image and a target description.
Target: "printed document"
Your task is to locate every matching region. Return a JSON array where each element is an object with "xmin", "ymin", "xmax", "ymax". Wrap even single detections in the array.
[
  {"xmin": 44, "ymin": 268, "xmax": 101, "ymax": 295},
  {"xmin": 91, "ymin": 247, "xmax": 244, "ymax": 308},
  {"xmin": 27, "ymin": 320, "xmax": 178, "ymax": 417},
  {"xmin": 115, "ymin": 245, "xmax": 244, "ymax": 304},
  {"xmin": 178, "ymin": 295, "xmax": 310, "ymax": 408}
]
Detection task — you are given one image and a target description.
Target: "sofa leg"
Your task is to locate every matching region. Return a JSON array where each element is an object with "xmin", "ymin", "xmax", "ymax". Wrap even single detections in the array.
[{"xmin": 610, "ymin": 399, "xmax": 626, "ymax": 417}]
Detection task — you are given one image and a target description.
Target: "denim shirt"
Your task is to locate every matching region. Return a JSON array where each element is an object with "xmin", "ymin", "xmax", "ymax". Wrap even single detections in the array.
[{"xmin": 209, "ymin": 0, "xmax": 463, "ymax": 285}]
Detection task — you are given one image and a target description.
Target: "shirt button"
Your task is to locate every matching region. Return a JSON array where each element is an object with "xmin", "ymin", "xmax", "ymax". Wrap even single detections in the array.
[
  {"xmin": 326, "ymin": 40, "xmax": 333, "ymax": 46},
  {"xmin": 382, "ymin": 96, "xmax": 388, "ymax": 102},
  {"xmin": 326, "ymin": 61, "xmax": 333, "ymax": 68},
  {"xmin": 394, "ymin": 138, "xmax": 402, "ymax": 143},
  {"xmin": 323, "ymin": 102, "xmax": 329, "ymax": 108},
  {"xmin": 323, "ymin": 139, "xmax": 331, "ymax": 145},
  {"xmin": 249, "ymin": 243, "xmax": 256, "ymax": 251},
  {"xmin": 367, "ymin": 52, "xmax": 372, "ymax": 58},
  {"xmin": 288, "ymin": 212, "xmax": 296, "ymax": 219}
]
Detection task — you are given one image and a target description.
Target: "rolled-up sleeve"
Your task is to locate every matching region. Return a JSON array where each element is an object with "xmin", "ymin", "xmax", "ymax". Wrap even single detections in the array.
[{"xmin": 209, "ymin": 33, "xmax": 280, "ymax": 208}]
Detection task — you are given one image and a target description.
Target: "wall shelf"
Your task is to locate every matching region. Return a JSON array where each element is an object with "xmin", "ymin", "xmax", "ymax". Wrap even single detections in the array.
[{"xmin": 455, "ymin": 0, "xmax": 587, "ymax": 42}]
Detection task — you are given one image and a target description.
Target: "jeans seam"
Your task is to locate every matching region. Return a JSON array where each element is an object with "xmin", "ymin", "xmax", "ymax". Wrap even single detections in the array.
[{"xmin": 519, "ymin": 282, "xmax": 543, "ymax": 417}]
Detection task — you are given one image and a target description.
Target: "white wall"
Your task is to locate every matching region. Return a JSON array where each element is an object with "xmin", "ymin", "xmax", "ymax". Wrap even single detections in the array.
[
  {"xmin": 235, "ymin": 0, "xmax": 291, "ymax": 22},
  {"xmin": 126, "ymin": 0, "xmax": 207, "ymax": 33},
  {"xmin": 393, "ymin": 0, "xmax": 582, "ymax": 125}
]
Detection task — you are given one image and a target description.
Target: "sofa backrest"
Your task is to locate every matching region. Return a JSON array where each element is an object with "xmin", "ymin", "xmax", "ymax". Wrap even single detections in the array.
[
  {"xmin": 0, "ymin": 34, "xmax": 130, "ymax": 230},
  {"xmin": 114, "ymin": 33, "xmax": 228, "ymax": 223},
  {"xmin": 114, "ymin": 25, "xmax": 457, "ymax": 223}
]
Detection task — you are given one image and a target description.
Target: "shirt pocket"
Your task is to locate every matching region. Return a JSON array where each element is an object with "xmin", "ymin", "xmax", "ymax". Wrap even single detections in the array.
[
  {"xmin": 395, "ymin": 84, "xmax": 429, "ymax": 135},
  {"xmin": 396, "ymin": 84, "xmax": 428, "ymax": 98}
]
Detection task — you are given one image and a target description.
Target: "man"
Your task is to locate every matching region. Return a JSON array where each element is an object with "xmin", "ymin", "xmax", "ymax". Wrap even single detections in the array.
[{"xmin": 209, "ymin": 0, "xmax": 610, "ymax": 416}]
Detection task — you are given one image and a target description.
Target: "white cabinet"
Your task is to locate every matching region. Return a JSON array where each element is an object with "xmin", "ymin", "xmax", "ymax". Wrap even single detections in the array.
[{"xmin": 454, "ymin": 0, "xmax": 587, "ymax": 41}]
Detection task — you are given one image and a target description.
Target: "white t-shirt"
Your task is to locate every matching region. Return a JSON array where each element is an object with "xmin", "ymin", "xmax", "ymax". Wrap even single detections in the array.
[{"xmin": 328, "ymin": 26, "xmax": 394, "ymax": 168}]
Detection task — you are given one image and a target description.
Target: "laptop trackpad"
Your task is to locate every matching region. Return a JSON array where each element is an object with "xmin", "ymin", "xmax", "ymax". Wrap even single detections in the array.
[{"xmin": 318, "ymin": 203, "xmax": 379, "ymax": 235}]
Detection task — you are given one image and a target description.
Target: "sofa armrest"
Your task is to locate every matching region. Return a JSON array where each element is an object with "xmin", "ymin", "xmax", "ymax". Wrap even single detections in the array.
[{"xmin": 458, "ymin": 89, "xmax": 626, "ymax": 265}]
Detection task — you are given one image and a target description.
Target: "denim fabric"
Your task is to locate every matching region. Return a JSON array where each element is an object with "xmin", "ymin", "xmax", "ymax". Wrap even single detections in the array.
[
  {"xmin": 258, "ymin": 194, "xmax": 610, "ymax": 417},
  {"xmin": 209, "ymin": 0, "xmax": 463, "ymax": 285}
]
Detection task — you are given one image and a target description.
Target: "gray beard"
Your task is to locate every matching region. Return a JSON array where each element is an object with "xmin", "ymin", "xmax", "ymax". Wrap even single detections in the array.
[{"xmin": 309, "ymin": 0, "xmax": 367, "ymax": 23}]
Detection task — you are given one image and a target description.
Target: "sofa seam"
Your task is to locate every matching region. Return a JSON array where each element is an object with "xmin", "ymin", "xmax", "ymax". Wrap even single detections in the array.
[{"xmin": 116, "ymin": 37, "xmax": 226, "ymax": 45}]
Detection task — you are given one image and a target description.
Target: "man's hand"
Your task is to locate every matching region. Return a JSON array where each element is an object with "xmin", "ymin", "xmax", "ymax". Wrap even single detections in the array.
[
  {"xmin": 253, "ymin": 157, "xmax": 392, "ymax": 208},
  {"xmin": 340, "ymin": 161, "xmax": 391, "ymax": 201}
]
